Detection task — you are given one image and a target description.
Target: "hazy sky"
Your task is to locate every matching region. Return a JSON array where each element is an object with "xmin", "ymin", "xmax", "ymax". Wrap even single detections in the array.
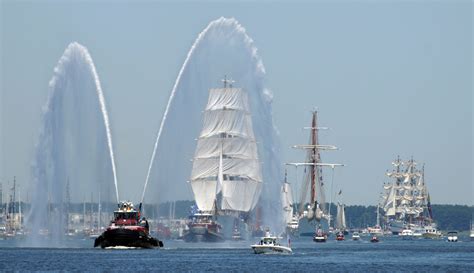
[{"xmin": 1, "ymin": 0, "xmax": 472, "ymax": 205}]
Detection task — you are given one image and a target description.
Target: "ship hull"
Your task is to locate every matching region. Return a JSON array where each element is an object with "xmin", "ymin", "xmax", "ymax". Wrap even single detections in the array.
[
  {"xmin": 389, "ymin": 220, "xmax": 405, "ymax": 235},
  {"xmin": 251, "ymin": 245, "xmax": 292, "ymax": 254},
  {"xmin": 183, "ymin": 228, "xmax": 224, "ymax": 242},
  {"xmin": 94, "ymin": 227, "xmax": 162, "ymax": 249}
]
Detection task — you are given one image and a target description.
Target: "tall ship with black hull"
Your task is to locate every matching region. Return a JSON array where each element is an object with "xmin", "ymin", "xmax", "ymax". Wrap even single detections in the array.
[
  {"xmin": 286, "ymin": 111, "xmax": 343, "ymax": 239},
  {"xmin": 184, "ymin": 78, "xmax": 263, "ymax": 242},
  {"xmin": 94, "ymin": 202, "xmax": 163, "ymax": 248},
  {"xmin": 381, "ymin": 157, "xmax": 440, "ymax": 237}
]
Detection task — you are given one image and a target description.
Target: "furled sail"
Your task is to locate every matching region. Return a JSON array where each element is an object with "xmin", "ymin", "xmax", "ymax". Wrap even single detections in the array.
[{"xmin": 190, "ymin": 87, "xmax": 263, "ymax": 213}]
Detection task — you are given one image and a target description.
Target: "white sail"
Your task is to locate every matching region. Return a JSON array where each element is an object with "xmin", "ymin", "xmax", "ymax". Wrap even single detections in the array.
[
  {"xmin": 335, "ymin": 203, "xmax": 346, "ymax": 230},
  {"xmin": 281, "ymin": 182, "xmax": 294, "ymax": 224},
  {"xmin": 190, "ymin": 86, "xmax": 262, "ymax": 213}
]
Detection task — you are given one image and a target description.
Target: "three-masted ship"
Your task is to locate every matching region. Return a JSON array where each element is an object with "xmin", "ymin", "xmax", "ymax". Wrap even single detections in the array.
[
  {"xmin": 184, "ymin": 78, "xmax": 263, "ymax": 242},
  {"xmin": 287, "ymin": 110, "xmax": 343, "ymax": 239},
  {"xmin": 380, "ymin": 157, "xmax": 440, "ymax": 237}
]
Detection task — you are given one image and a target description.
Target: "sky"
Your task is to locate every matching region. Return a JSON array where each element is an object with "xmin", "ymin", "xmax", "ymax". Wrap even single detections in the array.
[{"xmin": 0, "ymin": 0, "xmax": 472, "ymax": 205}]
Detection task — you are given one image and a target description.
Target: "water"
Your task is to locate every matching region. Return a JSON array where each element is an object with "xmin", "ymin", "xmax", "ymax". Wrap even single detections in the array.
[
  {"xmin": 28, "ymin": 42, "xmax": 119, "ymax": 246},
  {"xmin": 1, "ymin": 237, "xmax": 473, "ymax": 272},
  {"xmin": 143, "ymin": 17, "xmax": 282, "ymax": 231}
]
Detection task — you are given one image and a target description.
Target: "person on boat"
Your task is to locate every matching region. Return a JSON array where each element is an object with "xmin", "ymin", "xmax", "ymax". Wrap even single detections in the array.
[{"xmin": 140, "ymin": 217, "xmax": 149, "ymax": 231}]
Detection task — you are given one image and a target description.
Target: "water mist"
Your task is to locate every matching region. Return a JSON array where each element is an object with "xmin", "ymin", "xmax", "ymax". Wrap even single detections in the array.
[
  {"xmin": 27, "ymin": 42, "xmax": 119, "ymax": 246},
  {"xmin": 143, "ymin": 17, "xmax": 283, "ymax": 232}
]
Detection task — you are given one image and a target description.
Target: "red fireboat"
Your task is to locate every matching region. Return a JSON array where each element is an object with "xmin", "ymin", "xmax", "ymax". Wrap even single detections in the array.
[{"xmin": 94, "ymin": 201, "xmax": 163, "ymax": 249}]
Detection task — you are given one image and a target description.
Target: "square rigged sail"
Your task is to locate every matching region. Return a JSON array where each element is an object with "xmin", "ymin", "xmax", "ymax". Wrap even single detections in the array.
[{"xmin": 190, "ymin": 87, "xmax": 262, "ymax": 213}]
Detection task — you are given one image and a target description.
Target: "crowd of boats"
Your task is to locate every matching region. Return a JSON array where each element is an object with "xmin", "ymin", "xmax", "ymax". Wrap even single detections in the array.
[{"xmin": 1, "ymin": 78, "xmax": 473, "ymax": 252}]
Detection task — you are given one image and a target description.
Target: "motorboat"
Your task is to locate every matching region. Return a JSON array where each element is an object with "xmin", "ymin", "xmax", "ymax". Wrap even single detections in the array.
[
  {"xmin": 336, "ymin": 231, "xmax": 345, "ymax": 241},
  {"xmin": 370, "ymin": 235, "xmax": 379, "ymax": 243},
  {"xmin": 251, "ymin": 230, "xmax": 292, "ymax": 254},
  {"xmin": 447, "ymin": 231, "xmax": 458, "ymax": 242},
  {"xmin": 400, "ymin": 229, "xmax": 414, "ymax": 239},
  {"xmin": 352, "ymin": 232, "xmax": 361, "ymax": 241},
  {"xmin": 313, "ymin": 228, "xmax": 327, "ymax": 243}
]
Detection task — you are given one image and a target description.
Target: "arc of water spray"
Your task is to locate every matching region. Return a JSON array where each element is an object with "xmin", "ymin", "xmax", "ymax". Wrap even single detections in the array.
[
  {"xmin": 141, "ymin": 20, "xmax": 216, "ymax": 203},
  {"xmin": 59, "ymin": 42, "xmax": 120, "ymax": 203}
]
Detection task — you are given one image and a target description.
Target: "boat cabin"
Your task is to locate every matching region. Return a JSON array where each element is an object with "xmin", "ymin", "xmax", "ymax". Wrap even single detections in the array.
[
  {"xmin": 189, "ymin": 213, "xmax": 215, "ymax": 224},
  {"xmin": 259, "ymin": 236, "xmax": 278, "ymax": 246},
  {"xmin": 112, "ymin": 202, "xmax": 141, "ymax": 226}
]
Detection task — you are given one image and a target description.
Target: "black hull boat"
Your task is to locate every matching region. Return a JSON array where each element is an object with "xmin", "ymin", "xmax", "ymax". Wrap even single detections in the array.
[
  {"xmin": 94, "ymin": 228, "xmax": 163, "ymax": 249},
  {"xmin": 94, "ymin": 201, "xmax": 163, "ymax": 249}
]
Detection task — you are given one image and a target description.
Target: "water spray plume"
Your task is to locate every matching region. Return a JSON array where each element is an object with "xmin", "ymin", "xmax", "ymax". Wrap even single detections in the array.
[
  {"xmin": 27, "ymin": 42, "xmax": 119, "ymax": 246},
  {"xmin": 142, "ymin": 17, "xmax": 283, "ymax": 231}
]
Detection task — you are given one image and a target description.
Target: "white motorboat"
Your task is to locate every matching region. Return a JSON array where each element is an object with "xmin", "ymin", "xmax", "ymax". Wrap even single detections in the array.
[
  {"xmin": 421, "ymin": 224, "xmax": 442, "ymax": 239},
  {"xmin": 251, "ymin": 231, "xmax": 292, "ymax": 254},
  {"xmin": 447, "ymin": 231, "xmax": 458, "ymax": 242},
  {"xmin": 400, "ymin": 229, "xmax": 414, "ymax": 239},
  {"xmin": 352, "ymin": 232, "xmax": 361, "ymax": 241}
]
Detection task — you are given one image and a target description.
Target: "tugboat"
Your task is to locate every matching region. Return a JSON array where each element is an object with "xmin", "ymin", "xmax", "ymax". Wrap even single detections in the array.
[
  {"xmin": 94, "ymin": 201, "xmax": 163, "ymax": 249},
  {"xmin": 251, "ymin": 229, "xmax": 292, "ymax": 254}
]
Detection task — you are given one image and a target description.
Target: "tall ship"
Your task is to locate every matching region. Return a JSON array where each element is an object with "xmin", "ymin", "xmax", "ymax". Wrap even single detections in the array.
[
  {"xmin": 287, "ymin": 110, "xmax": 343, "ymax": 238},
  {"xmin": 380, "ymin": 157, "xmax": 440, "ymax": 237},
  {"xmin": 184, "ymin": 78, "xmax": 263, "ymax": 242}
]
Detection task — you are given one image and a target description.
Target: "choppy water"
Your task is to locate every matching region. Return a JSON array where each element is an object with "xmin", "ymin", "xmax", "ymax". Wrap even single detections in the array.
[{"xmin": 1, "ymin": 236, "xmax": 473, "ymax": 272}]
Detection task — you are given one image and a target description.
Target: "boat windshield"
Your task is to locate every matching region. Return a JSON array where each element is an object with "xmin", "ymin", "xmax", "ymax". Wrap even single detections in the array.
[{"xmin": 115, "ymin": 212, "xmax": 137, "ymax": 220}]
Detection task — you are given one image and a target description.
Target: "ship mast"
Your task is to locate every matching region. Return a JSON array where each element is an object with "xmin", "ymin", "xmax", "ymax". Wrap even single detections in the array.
[
  {"xmin": 287, "ymin": 110, "xmax": 343, "ymax": 222},
  {"xmin": 190, "ymin": 77, "xmax": 262, "ymax": 216}
]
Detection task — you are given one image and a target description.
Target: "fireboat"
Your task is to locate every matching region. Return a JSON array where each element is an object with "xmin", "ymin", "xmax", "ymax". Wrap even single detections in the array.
[{"xmin": 94, "ymin": 201, "xmax": 163, "ymax": 249}]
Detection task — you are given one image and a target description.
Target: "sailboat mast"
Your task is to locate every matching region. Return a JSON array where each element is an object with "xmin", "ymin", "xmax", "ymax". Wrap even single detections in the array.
[{"xmin": 310, "ymin": 111, "xmax": 318, "ymax": 205}]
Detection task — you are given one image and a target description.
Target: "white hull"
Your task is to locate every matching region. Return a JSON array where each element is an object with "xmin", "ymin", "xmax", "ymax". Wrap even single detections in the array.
[{"xmin": 251, "ymin": 245, "xmax": 292, "ymax": 254}]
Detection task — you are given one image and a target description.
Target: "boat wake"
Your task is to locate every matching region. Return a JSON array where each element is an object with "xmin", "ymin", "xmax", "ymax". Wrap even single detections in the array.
[{"xmin": 104, "ymin": 246, "xmax": 138, "ymax": 250}]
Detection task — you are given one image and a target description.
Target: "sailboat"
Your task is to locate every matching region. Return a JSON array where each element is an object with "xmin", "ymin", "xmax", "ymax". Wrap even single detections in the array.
[
  {"xmin": 380, "ymin": 158, "xmax": 440, "ymax": 238},
  {"xmin": 335, "ymin": 203, "xmax": 347, "ymax": 237},
  {"xmin": 367, "ymin": 205, "xmax": 383, "ymax": 235},
  {"xmin": 286, "ymin": 110, "xmax": 343, "ymax": 240},
  {"xmin": 281, "ymin": 171, "xmax": 298, "ymax": 236},
  {"xmin": 184, "ymin": 77, "xmax": 263, "ymax": 242}
]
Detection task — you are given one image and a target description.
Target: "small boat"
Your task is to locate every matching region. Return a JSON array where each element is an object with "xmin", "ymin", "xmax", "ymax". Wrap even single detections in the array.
[
  {"xmin": 421, "ymin": 224, "xmax": 442, "ymax": 239},
  {"xmin": 447, "ymin": 231, "xmax": 458, "ymax": 242},
  {"xmin": 336, "ymin": 231, "xmax": 345, "ymax": 241},
  {"xmin": 251, "ymin": 230, "xmax": 292, "ymax": 254},
  {"xmin": 232, "ymin": 228, "xmax": 243, "ymax": 241},
  {"xmin": 370, "ymin": 235, "xmax": 379, "ymax": 243},
  {"xmin": 94, "ymin": 202, "xmax": 163, "ymax": 249},
  {"xmin": 400, "ymin": 229, "xmax": 414, "ymax": 239},
  {"xmin": 313, "ymin": 228, "xmax": 327, "ymax": 243},
  {"xmin": 352, "ymin": 232, "xmax": 361, "ymax": 241}
]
